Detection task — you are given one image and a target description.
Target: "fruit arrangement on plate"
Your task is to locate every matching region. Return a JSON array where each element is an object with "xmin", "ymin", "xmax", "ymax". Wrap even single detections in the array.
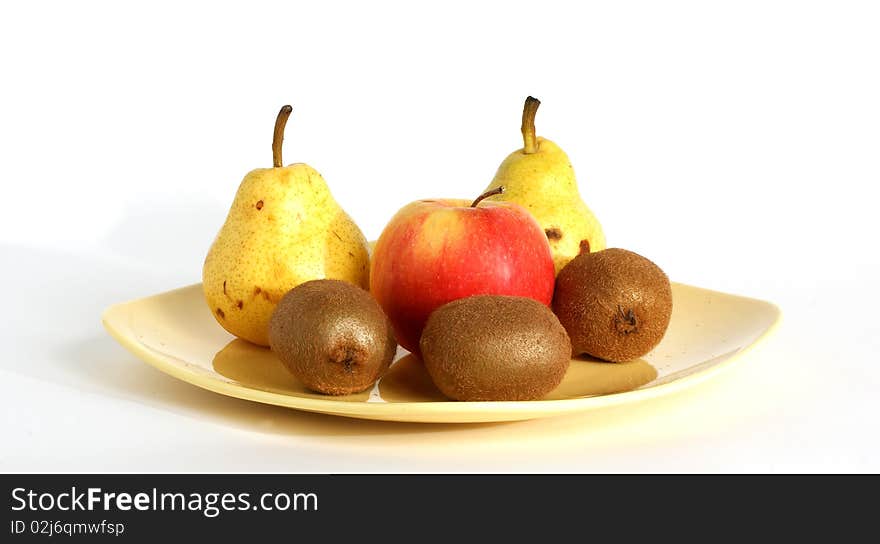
[{"xmin": 202, "ymin": 98, "xmax": 673, "ymax": 402}]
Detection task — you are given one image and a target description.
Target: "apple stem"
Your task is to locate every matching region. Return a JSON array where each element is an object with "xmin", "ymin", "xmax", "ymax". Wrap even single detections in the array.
[
  {"xmin": 521, "ymin": 96, "xmax": 540, "ymax": 154},
  {"xmin": 470, "ymin": 186, "xmax": 505, "ymax": 208},
  {"xmin": 272, "ymin": 105, "xmax": 293, "ymax": 168}
]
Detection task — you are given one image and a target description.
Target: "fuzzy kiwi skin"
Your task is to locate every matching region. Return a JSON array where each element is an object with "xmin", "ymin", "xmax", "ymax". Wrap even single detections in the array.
[
  {"xmin": 552, "ymin": 248, "xmax": 672, "ymax": 363},
  {"xmin": 268, "ymin": 279, "xmax": 397, "ymax": 395},
  {"xmin": 419, "ymin": 295, "xmax": 571, "ymax": 401}
]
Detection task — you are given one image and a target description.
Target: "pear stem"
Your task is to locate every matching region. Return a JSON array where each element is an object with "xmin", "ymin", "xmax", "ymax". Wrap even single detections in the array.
[
  {"xmin": 272, "ymin": 105, "xmax": 293, "ymax": 168},
  {"xmin": 470, "ymin": 186, "xmax": 505, "ymax": 208},
  {"xmin": 521, "ymin": 96, "xmax": 540, "ymax": 154}
]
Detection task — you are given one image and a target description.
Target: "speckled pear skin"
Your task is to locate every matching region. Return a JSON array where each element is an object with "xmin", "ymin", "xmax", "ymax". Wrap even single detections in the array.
[
  {"xmin": 484, "ymin": 136, "xmax": 606, "ymax": 275},
  {"xmin": 203, "ymin": 163, "xmax": 370, "ymax": 346}
]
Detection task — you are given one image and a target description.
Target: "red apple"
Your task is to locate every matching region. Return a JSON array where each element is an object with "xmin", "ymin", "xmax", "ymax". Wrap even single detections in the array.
[{"xmin": 370, "ymin": 188, "xmax": 555, "ymax": 355}]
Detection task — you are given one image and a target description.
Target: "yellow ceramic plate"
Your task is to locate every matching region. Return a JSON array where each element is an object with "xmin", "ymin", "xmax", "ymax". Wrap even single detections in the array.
[{"xmin": 102, "ymin": 283, "xmax": 779, "ymax": 423}]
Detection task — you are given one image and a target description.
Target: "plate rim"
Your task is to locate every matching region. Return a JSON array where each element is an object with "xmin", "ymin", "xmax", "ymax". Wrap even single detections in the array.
[{"xmin": 101, "ymin": 283, "xmax": 782, "ymax": 423}]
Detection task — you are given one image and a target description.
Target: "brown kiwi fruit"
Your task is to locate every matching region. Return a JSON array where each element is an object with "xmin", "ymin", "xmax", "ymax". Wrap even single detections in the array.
[
  {"xmin": 552, "ymin": 248, "xmax": 672, "ymax": 362},
  {"xmin": 419, "ymin": 295, "xmax": 571, "ymax": 401},
  {"xmin": 268, "ymin": 279, "xmax": 397, "ymax": 395}
]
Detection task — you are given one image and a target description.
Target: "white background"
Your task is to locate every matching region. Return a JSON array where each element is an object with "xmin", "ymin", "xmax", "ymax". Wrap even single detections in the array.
[{"xmin": 1, "ymin": 0, "xmax": 878, "ymax": 472}]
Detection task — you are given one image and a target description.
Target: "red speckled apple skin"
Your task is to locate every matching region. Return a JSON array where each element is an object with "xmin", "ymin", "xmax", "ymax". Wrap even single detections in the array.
[{"xmin": 370, "ymin": 198, "xmax": 555, "ymax": 355}]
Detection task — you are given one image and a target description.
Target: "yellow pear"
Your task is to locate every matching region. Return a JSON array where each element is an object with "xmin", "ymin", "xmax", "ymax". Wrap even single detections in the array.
[
  {"xmin": 203, "ymin": 105, "xmax": 370, "ymax": 346},
  {"xmin": 483, "ymin": 96, "xmax": 605, "ymax": 275}
]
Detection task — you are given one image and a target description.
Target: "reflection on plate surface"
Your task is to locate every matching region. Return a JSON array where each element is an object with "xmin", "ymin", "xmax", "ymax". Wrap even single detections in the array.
[
  {"xmin": 103, "ymin": 283, "xmax": 780, "ymax": 423},
  {"xmin": 212, "ymin": 343, "xmax": 658, "ymax": 403},
  {"xmin": 212, "ymin": 340, "xmax": 372, "ymax": 402}
]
